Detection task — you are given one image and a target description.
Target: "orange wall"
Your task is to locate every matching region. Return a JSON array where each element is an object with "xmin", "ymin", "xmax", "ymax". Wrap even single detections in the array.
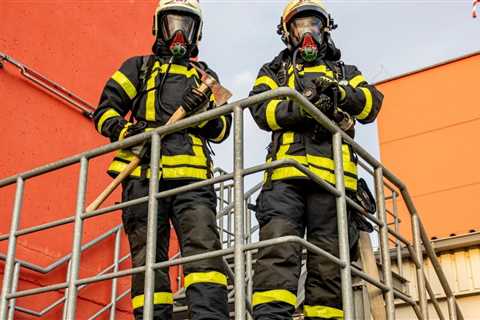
[
  {"xmin": 377, "ymin": 53, "xmax": 480, "ymax": 239},
  {"xmin": 0, "ymin": 2, "xmax": 179, "ymax": 319}
]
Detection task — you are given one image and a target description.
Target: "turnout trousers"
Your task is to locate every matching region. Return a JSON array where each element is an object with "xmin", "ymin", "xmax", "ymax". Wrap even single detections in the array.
[
  {"xmin": 121, "ymin": 178, "xmax": 228, "ymax": 320},
  {"xmin": 252, "ymin": 180, "xmax": 359, "ymax": 320}
]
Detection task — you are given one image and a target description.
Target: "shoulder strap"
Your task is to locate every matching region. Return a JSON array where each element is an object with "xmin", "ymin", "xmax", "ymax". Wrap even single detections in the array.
[{"xmin": 129, "ymin": 55, "xmax": 155, "ymax": 122}]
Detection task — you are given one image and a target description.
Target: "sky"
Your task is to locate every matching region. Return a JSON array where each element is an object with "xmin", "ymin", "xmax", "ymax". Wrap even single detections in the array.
[{"xmin": 191, "ymin": 0, "xmax": 479, "ymax": 189}]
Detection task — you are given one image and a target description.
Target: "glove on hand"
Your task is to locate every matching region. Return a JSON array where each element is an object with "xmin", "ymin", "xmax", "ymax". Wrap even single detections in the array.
[
  {"xmin": 122, "ymin": 121, "xmax": 148, "ymax": 140},
  {"xmin": 302, "ymin": 81, "xmax": 335, "ymax": 118},
  {"xmin": 312, "ymin": 76, "xmax": 346, "ymax": 103},
  {"xmin": 182, "ymin": 86, "xmax": 211, "ymax": 115},
  {"xmin": 121, "ymin": 121, "xmax": 148, "ymax": 156}
]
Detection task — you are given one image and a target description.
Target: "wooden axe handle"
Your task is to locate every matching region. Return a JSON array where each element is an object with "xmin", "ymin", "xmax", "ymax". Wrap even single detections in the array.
[{"xmin": 85, "ymin": 105, "xmax": 190, "ymax": 213}]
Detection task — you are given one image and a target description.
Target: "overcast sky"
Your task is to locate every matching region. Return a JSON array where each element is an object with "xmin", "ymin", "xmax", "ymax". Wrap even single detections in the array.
[{"xmin": 190, "ymin": 0, "xmax": 479, "ymax": 188}]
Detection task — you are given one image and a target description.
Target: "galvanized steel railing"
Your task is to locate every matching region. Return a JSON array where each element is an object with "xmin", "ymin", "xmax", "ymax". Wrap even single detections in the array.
[{"xmin": 0, "ymin": 87, "xmax": 464, "ymax": 319}]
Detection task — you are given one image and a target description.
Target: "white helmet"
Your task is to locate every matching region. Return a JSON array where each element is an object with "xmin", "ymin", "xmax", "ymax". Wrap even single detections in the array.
[{"xmin": 152, "ymin": 0, "xmax": 203, "ymax": 44}]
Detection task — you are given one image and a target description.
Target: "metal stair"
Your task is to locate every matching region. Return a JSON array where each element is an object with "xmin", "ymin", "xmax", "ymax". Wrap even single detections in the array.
[{"xmin": 0, "ymin": 87, "xmax": 464, "ymax": 320}]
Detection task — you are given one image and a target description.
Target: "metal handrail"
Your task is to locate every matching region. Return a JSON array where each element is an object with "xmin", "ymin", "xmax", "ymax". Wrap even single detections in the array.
[
  {"xmin": 0, "ymin": 51, "xmax": 95, "ymax": 118},
  {"xmin": 0, "ymin": 87, "xmax": 464, "ymax": 320}
]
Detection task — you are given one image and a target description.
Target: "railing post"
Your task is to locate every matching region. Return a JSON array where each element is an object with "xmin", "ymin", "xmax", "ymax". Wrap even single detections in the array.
[
  {"xmin": 62, "ymin": 260, "xmax": 72, "ymax": 320},
  {"xmin": 7, "ymin": 263, "xmax": 20, "ymax": 320},
  {"xmin": 245, "ymin": 198, "xmax": 254, "ymax": 320},
  {"xmin": 65, "ymin": 157, "xmax": 89, "ymax": 319},
  {"xmin": 0, "ymin": 177, "xmax": 24, "ymax": 320},
  {"xmin": 332, "ymin": 133, "xmax": 354, "ymax": 319},
  {"xmin": 219, "ymin": 181, "xmax": 225, "ymax": 246},
  {"xmin": 143, "ymin": 133, "xmax": 161, "ymax": 319},
  {"xmin": 412, "ymin": 213, "xmax": 428, "ymax": 318},
  {"xmin": 374, "ymin": 167, "xmax": 396, "ymax": 319},
  {"xmin": 233, "ymin": 105, "xmax": 246, "ymax": 319},
  {"xmin": 109, "ymin": 228, "xmax": 121, "ymax": 320},
  {"xmin": 392, "ymin": 191, "xmax": 404, "ymax": 278}
]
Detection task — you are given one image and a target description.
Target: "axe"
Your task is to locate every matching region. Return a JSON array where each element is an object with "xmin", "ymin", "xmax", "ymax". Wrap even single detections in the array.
[{"xmin": 86, "ymin": 68, "xmax": 232, "ymax": 213}]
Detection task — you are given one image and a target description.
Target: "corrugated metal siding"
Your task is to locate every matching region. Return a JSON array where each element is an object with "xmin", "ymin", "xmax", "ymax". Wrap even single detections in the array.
[{"xmin": 394, "ymin": 246, "xmax": 480, "ymax": 300}]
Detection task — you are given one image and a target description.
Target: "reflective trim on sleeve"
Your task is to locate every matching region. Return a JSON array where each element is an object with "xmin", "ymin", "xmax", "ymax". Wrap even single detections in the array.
[
  {"xmin": 282, "ymin": 131, "xmax": 295, "ymax": 144},
  {"xmin": 131, "ymin": 292, "xmax": 173, "ymax": 310},
  {"xmin": 254, "ymin": 76, "xmax": 279, "ymax": 90},
  {"xmin": 266, "ymin": 100, "xmax": 282, "ymax": 131},
  {"xmin": 112, "ymin": 70, "xmax": 137, "ymax": 100},
  {"xmin": 96, "ymin": 109, "xmax": 121, "ymax": 132},
  {"xmin": 252, "ymin": 289, "xmax": 297, "ymax": 307},
  {"xmin": 184, "ymin": 271, "xmax": 228, "ymax": 289},
  {"xmin": 348, "ymin": 75, "xmax": 366, "ymax": 88},
  {"xmin": 211, "ymin": 115, "xmax": 228, "ymax": 142},
  {"xmin": 146, "ymin": 61, "xmax": 161, "ymax": 121},
  {"xmin": 356, "ymin": 87, "xmax": 373, "ymax": 120},
  {"xmin": 303, "ymin": 305, "xmax": 344, "ymax": 318}
]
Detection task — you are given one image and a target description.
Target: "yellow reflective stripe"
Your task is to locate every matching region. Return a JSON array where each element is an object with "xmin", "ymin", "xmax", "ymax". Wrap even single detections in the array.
[
  {"xmin": 303, "ymin": 305, "xmax": 344, "ymax": 318},
  {"xmin": 159, "ymin": 64, "xmax": 198, "ymax": 78},
  {"xmin": 198, "ymin": 120, "xmax": 209, "ymax": 128},
  {"xmin": 146, "ymin": 61, "xmax": 160, "ymax": 121},
  {"xmin": 162, "ymin": 166, "xmax": 208, "ymax": 179},
  {"xmin": 282, "ymin": 131, "xmax": 295, "ymax": 144},
  {"xmin": 190, "ymin": 134, "xmax": 202, "ymax": 145},
  {"xmin": 112, "ymin": 70, "xmax": 137, "ymax": 100},
  {"xmin": 162, "ymin": 152, "xmax": 207, "ymax": 167},
  {"xmin": 108, "ymin": 159, "xmax": 144, "ymax": 177},
  {"xmin": 349, "ymin": 75, "xmax": 366, "ymax": 88},
  {"xmin": 306, "ymin": 154, "xmax": 334, "ymax": 170},
  {"xmin": 118, "ymin": 122, "xmax": 132, "ymax": 141},
  {"xmin": 356, "ymin": 87, "xmax": 373, "ymax": 120},
  {"xmin": 211, "ymin": 116, "xmax": 228, "ymax": 142},
  {"xmin": 252, "ymin": 290, "xmax": 297, "ymax": 307},
  {"xmin": 303, "ymin": 65, "xmax": 334, "ymax": 78},
  {"xmin": 266, "ymin": 100, "xmax": 282, "ymax": 131},
  {"xmin": 131, "ymin": 292, "xmax": 173, "ymax": 310},
  {"xmin": 288, "ymin": 73, "xmax": 295, "ymax": 89},
  {"xmin": 255, "ymin": 76, "xmax": 278, "ymax": 90},
  {"xmin": 271, "ymin": 166, "xmax": 306, "ymax": 180},
  {"xmin": 96, "ymin": 109, "xmax": 120, "ymax": 132},
  {"xmin": 184, "ymin": 271, "xmax": 227, "ymax": 289}
]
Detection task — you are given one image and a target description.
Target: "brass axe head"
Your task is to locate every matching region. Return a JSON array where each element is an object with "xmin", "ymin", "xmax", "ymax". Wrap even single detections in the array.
[{"xmin": 191, "ymin": 63, "xmax": 232, "ymax": 106}]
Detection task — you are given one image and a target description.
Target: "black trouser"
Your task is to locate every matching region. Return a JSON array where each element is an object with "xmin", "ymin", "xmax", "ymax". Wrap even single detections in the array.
[
  {"xmin": 252, "ymin": 180, "xmax": 359, "ymax": 320},
  {"xmin": 121, "ymin": 179, "xmax": 229, "ymax": 320}
]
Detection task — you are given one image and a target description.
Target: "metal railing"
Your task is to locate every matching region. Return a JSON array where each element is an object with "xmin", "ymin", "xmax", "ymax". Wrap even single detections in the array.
[
  {"xmin": 0, "ymin": 87, "xmax": 464, "ymax": 319},
  {"xmin": 0, "ymin": 51, "xmax": 96, "ymax": 118}
]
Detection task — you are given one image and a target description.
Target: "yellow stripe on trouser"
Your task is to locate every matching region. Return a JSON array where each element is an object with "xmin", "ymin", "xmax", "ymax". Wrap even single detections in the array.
[
  {"xmin": 252, "ymin": 289, "xmax": 297, "ymax": 307},
  {"xmin": 303, "ymin": 305, "xmax": 344, "ymax": 318},
  {"xmin": 96, "ymin": 109, "xmax": 120, "ymax": 133},
  {"xmin": 111, "ymin": 70, "xmax": 137, "ymax": 99},
  {"xmin": 356, "ymin": 87, "xmax": 373, "ymax": 120},
  {"xmin": 184, "ymin": 271, "xmax": 228, "ymax": 289},
  {"xmin": 131, "ymin": 292, "xmax": 173, "ymax": 310}
]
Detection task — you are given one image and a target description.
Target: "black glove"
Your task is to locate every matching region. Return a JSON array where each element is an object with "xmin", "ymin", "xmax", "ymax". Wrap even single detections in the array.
[
  {"xmin": 312, "ymin": 76, "xmax": 346, "ymax": 103},
  {"xmin": 122, "ymin": 121, "xmax": 148, "ymax": 139},
  {"xmin": 182, "ymin": 86, "xmax": 211, "ymax": 115},
  {"xmin": 302, "ymin": 81, "xmax": 335, "ymax": 118}
]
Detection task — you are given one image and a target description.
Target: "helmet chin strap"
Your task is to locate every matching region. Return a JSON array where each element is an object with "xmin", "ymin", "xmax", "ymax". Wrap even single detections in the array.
[
  {"xmin": 299, "ymin": 33, "xmax": 319, "ymax": 62},
  {"xmin": 169, "ymin": 30, "xmax": 188, "ymax": 58}
]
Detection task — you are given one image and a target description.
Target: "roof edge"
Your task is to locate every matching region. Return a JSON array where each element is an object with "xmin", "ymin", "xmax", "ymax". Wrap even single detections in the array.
[{"xmin": 374, "ymin": 50, "xmax": 480, "ymax": 86}]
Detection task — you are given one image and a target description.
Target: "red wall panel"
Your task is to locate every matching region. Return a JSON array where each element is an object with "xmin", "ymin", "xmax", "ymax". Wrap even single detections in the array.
[{"xmin": 0, "ymin": 1, "xmax": 180, "ymax": 318}]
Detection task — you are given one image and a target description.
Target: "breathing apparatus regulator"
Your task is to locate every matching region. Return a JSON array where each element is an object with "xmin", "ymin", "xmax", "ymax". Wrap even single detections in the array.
[{"xmin": 152, "ymin": 0, "xmax": 203, "ymax": 59}]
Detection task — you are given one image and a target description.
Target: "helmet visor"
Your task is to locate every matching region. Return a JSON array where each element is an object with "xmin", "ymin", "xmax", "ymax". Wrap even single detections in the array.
[
  {"xmin": 289, "ymin": 16, "xmax": 324, "ymax": 47},
  {"xmin": 160, "ymin": 13, "xmax": 198, "ymax": 43}
]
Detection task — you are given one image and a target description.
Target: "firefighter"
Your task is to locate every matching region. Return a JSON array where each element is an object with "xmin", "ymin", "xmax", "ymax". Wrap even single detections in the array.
[
  {"xmin": 93, "ymin": 0, "xmax": 231, "ymax": 319},
  {"xmin": 249, "ymin": 0, "xmax": 383, "ymax": 319}
]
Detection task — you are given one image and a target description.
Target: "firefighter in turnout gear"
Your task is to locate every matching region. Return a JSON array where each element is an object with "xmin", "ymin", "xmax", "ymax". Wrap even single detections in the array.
[
  {"xmin": 93, "ymin": 0, "xmax": 231, "ymax": 319},
  {"xmin": 249, "ymin": 0, "xmax": 383, "ymax": 319}
]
